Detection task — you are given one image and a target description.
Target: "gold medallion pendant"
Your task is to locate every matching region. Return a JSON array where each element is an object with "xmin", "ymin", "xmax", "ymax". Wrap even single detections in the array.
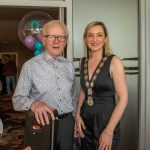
[
  {"xmin": 83, "ymin": 56, "xmax": 108, "ymax": 106},
  {"xmin": 87, "ymin": 96, "xmax": 94, "ymax": 106},
  {"xmin": 88, "ymin": 88, "xmax": 92, "ymax": 95}
]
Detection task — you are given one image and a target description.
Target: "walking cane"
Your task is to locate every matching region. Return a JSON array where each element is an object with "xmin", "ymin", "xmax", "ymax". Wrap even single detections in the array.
[{"xmin": 50, "ymin": 117, "xmax": 58, "ymax": 150}]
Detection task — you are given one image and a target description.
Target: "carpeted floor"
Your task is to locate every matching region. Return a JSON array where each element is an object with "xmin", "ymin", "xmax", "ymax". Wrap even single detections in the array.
[{"xmin": 0, "ymin": 94, "xmax": 26, "ymax": 150}]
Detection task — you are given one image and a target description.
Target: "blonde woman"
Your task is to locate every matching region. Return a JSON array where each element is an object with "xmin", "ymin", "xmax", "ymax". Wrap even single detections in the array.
[{"xmin": 75, "ymin": 21, "xmax": 128, "ymax": 150}]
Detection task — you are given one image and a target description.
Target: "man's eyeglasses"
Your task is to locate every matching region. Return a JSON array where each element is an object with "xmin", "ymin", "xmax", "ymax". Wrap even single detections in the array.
[{"xmin": 43, "ymin": 35, "xmax": 67, "ymax": 42}]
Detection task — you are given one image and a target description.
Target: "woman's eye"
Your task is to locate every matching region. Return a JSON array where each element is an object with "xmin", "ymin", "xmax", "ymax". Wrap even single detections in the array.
[
  {"xmin": 88, "ymin": 34, "xmax": 93, "ymax": 37},
  {"xmin": 97, "ymin": 34, "xmax": 102, "ymax": 37}
]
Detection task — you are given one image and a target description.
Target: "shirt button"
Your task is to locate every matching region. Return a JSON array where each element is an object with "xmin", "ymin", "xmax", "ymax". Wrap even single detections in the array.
[
  {"xmin": 59, "ymin": 88, "xmax": 60, "ymax": 90},
  {"xmin": 58, "ymin": 77, "xmax": 59, "ymax": 79},
  {"xmin": 60, "ymin": 99, "xmax": 61, "ymax": 101},
  {"xmin": 56, "ymin": 66, "xmax": 57, "ymax": 68},
  {"xmin": 61, "ymin": 110, "xmax": 63, "ymax": 113}
]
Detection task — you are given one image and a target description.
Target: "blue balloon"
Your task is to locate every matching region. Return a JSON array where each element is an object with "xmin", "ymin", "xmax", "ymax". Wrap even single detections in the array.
[
  {"xmin": 34, "ymin": 40, "xmax": 44, "ymax": 50},
  {"xmin": 34, "ymin": 49, "xmax": 41, "ymax": 56}
]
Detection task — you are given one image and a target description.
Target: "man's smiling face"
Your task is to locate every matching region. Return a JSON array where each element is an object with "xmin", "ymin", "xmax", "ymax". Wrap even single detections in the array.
[{"xmin": 42, "ymin": 23, "xmax": 67, "ymax": 58}]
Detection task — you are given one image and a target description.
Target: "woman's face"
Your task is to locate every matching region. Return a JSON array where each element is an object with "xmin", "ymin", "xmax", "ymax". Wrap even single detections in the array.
[{"xmin": 85, "ymin": 25, "xmax": 107, "ymax": 52}]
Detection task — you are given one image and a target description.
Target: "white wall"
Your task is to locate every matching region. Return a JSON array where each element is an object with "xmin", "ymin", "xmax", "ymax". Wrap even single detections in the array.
[{"xmin": 73, "ymin": 0, "xmax": 138, "ymax": 58}]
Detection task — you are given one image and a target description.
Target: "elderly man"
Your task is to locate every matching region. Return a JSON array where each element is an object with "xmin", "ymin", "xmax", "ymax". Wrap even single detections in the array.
[{"xmin": 12, "ymin": 20, "xmax": 77, "ymax": 150}]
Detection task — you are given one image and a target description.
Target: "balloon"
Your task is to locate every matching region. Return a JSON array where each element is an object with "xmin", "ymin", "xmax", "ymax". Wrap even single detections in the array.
[
  {"xmin": 24, "ymin": 35, "xmax": 36, "ymax": 49},
  {"xmin": 18, "ymin": 11, "xmax": 53, "ymax": 51},
  {"xmin": 34, "ymin": 40, "xmax": 44, "ymax": 50},
  {"xmin": 34, "ymin": 49, "xmax": 41, "ymax": 56},
  {"xmin": 37, "ymin": 32, "xmax": 41, "ymax": 41}
]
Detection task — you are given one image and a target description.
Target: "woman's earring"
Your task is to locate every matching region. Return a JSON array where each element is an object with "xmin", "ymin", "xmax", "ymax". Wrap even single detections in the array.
[
  {"xmin": 87, "ymin": 47, "xmax": 90, "ymax": 58},
  {"xmin": 102, "ymin": 44, "xmax": 106, "ymax": 57}
]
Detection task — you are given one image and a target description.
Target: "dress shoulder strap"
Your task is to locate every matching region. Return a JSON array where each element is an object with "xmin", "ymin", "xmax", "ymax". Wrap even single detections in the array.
[
  {"xmin": 107, "ymin": 54, "xmax": 115, "ymax": 63},
  {"xmin": 104, "ymin": 55, "xmax": 116, "ymax": 71}
]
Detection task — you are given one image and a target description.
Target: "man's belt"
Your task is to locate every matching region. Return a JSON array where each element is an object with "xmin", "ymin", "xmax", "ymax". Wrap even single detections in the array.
[{"xmin": 57, "ymin": 112, "xmax": 72, "ymax": 119}]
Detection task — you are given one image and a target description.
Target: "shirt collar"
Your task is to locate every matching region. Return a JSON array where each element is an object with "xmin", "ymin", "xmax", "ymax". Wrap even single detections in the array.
[{"xmin": 44, "ymin": 50, "xmax": 63, "ymax": 61}]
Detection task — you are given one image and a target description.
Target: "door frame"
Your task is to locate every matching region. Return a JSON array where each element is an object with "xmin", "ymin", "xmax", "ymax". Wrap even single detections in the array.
[{"xmin": 139, "ymin": 0, "xmax": 150, "ymax": 149}]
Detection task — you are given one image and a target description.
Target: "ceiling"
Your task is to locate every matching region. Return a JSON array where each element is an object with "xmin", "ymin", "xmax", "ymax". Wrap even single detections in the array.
[{"xmin": 0, "ymin": 6, "xmax": 59, "ymax": 47}]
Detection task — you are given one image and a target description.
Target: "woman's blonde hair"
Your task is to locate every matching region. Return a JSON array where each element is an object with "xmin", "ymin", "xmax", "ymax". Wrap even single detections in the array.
[{"xmin": 83, "ymin": 21, "xmax": 112, "ymax": 56}]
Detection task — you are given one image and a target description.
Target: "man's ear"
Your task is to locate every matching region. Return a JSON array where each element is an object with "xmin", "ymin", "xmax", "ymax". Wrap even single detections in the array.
[{"xmin": 41, "ymin": 37, "xmax": 45, "ymax": 47}]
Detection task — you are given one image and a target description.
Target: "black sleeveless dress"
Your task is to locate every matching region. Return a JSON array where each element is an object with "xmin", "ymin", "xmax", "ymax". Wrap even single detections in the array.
[{"xmin": 80, "ymin": 55, "xmax": 120, "ymax": 150}]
